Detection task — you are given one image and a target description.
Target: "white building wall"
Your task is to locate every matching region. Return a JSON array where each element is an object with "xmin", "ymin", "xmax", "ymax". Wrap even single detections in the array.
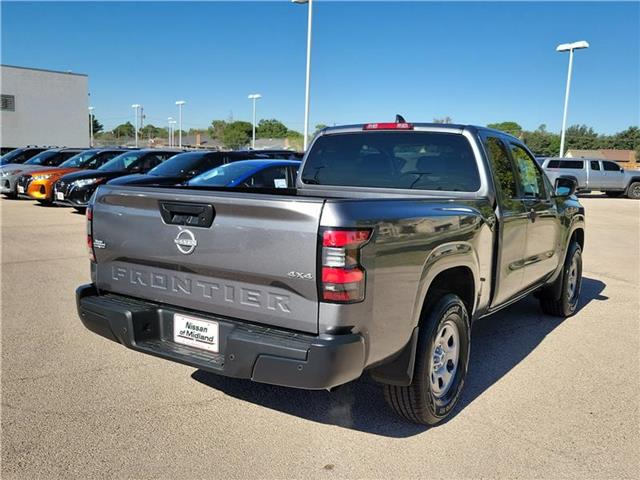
[{"xmin": 0, "ymin": 65, "xmax": 89, "ymax": 148}]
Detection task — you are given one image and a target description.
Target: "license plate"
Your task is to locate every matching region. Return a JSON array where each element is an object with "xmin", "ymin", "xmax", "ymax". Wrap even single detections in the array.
[
  {"xmin": 17, "ymin": 186, "xmax": 24, "ymax": 193},
  {"xmin": 173, "ymin": 313, "xmax": 219, "ymax": 352},
  {"xmin": 56, "ymin": 192, "xmax": 64, "ymax": 201}
]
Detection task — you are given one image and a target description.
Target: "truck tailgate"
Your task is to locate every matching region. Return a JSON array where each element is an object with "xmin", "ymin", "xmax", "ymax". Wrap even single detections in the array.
[{"xmin": 91, "ymin": 186, "xmax": 324, "ymax": 334}]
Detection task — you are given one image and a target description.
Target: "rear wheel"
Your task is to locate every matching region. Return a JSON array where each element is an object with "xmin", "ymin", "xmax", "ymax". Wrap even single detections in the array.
[
  {"xmin": 384, "ymin": 293, "xmax": 470, "ymax": 425},
  {"xmin": 627, "ymin": 182, "xmax": 640, "ymax": 199},
  {"xmin": 539, "ymin": 242, "xmax": 582, "ymax": 317}
]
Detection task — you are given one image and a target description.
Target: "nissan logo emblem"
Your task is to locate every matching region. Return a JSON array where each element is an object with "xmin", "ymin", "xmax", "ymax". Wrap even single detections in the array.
[{"xmin": 174, "ymin": 229, "xmax": 197, "ymax": 255}]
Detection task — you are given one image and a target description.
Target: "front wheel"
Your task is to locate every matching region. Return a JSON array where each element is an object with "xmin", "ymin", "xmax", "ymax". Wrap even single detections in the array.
[
  {"xmin": 539, "ymin": 242, "xmax": 582, "ymax": 317},
  {"xmin": 384, "ymin": 293, "xmax": 470, "ymax": 425},
  {"xmin": 627, "ymin": 182, "xmax": 640, "ymax": 199}
]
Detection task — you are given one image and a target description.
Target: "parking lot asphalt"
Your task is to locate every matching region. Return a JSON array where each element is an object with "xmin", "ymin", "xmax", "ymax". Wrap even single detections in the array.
[{"xmin": 1, "ymin": 196, "xmax": 638, "ymax": 479}]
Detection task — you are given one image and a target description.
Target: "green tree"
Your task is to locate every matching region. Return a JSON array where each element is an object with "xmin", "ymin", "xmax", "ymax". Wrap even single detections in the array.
[
  {"xmin": 222, "ymin": 121, "xmax": 252, "ymax": 149},
  {"xmin": 90, "ymin": 115, "xmax": 103, "ymax": 135},
  {"xmin": 112, "ymin": 121, "xmax": 135, "ymax": 138},
  {"xmin": 209, "ymin": 120, "xmax": 227, "ymax": 140},
  {"xmin": 139, "ymin": 124, "xmax": 163, "ymax": 138},
  {"xmin": 256, "ymin": 119, "xmax": 288, "ymax": 138},
  {"xmin": 522, "ymin": 125, "xmax": 561, "ymax": 157},
  {"xmin": 314, "ymin": 123, "xmax": 328, "ymax": 135},
  {"xmin": 487, "ymin": 121, "xmax": 523, "ymax": 137}
]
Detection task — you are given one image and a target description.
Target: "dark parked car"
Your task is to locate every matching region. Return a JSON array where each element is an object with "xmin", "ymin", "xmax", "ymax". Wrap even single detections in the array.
[
  {"xmin": 53, "ymin": 149, "xmax": 180, "ymax": 210},
  {"xmin": 243, "ymin": 149, "xmax": 303, "ymax": 160},
  {"xmin": 188, "ymin": 159, "xmax": 300, "ymax": 188},
  {"xmin": 0, "ymin": 146, "xmax": 49, "ymax": 165},
  {"xmin": 107, "ymin": 150, "xmax": 281, "ymax": 187}
]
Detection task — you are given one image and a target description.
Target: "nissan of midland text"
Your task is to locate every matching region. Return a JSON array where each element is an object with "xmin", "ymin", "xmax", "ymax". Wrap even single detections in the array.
[{"xmin": 77, "ymin": 121, "xmax": 585, "ymax": 425}]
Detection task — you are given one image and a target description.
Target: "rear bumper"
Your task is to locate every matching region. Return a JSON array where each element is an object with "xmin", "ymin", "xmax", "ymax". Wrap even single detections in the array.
[{"xmin": 76, "ymin": 284, "xmax": 366, "ymax": 390}]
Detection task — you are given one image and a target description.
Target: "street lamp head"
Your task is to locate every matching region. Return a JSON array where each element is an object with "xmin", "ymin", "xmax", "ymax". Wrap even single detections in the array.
[
  {"xmin": 556, "ymin": 40, "xmax": 589, "ymax": 52},
  {"xmin": 292, "ymin": 0, "xmax": 309, "ymax": 3},
  {"xmin": 131, "ymin": 104, "xmax": 141, "ymax": 108},
  {"xmin": 175, "ymin": 100, "xmax": 186, "ymax": 106},
  {"xmin": 168, "ymin": 116, "xmax": 173, "ymax": 121},
  {"xmin": 88, "ymin": 106, "xmax": 95, "ymax": 112},
  {"xmin": 248, "ymin": 94, "xmax": 262, "ymax": 100}
]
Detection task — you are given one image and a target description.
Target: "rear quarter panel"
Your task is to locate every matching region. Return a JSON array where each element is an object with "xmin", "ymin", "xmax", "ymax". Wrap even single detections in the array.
[{"xmin": 319, "ymin": 198, "xmax": 495, "ymax": 367}]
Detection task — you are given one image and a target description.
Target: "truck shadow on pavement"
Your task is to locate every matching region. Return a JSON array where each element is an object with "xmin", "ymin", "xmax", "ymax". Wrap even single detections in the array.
[{"xmin": 192, "ymin": 277, "xmax": 606, "ymax": 438}]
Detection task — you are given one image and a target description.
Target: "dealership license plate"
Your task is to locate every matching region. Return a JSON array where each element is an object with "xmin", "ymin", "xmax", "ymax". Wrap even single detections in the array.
[
  {"xmin": 173, "ymin": 313, "xmax": 219, "ymax": 352},
  {"xmin": 17, "ymin": 186, "xmax": 24, "ymax": 193},
  {"xmin": 56, "ymin": 192, "xmax": 64, "ymax": 200}
]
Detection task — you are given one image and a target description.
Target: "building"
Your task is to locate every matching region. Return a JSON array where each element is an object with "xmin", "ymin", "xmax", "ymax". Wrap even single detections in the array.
[
  {"xmin": 1, "ymin": 65, "xmax": 89, "ymax": 149},
  {"xmin": 566, "ymin": 149, "xmax": 638, "ymax": 167}
]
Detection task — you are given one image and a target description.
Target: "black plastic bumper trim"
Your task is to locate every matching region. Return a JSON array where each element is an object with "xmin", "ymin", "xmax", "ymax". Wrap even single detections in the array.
[{"xmin": 76, "ymin": 284, "xmax": 366, "ymax": 390}]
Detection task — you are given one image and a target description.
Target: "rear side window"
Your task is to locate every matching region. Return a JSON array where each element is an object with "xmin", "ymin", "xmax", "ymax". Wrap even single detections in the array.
[
  {"xmin": 590, "ymin": 161, "xmax": 600, "ymax": 171},
  {"xmin": 548, "ymin": 160, "xmax": 584, "ymax": 169},
  {"xmin": 483, "ymin": 137, "xmax": 517, "ymax": 200},
  {"xmin": 603, "ymin": 161, "xmax": 621, "ymax": 172},
  {"xmin": 301, "ymin": 132, "xmax": 480, "ymax": 191}
]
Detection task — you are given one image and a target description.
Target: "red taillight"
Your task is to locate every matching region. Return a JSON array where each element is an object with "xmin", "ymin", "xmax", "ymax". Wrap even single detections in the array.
[
  {"xmin": 87, "ymin": 206, "xmax": 95, "ymax": 262},
  {"xmin": 363, "ymin": 122, "xmax": 414, "ymax": 131},
  {"xmin": 323, "ymin": 229, "xmax": 370, "ymax": 248},
  {"xmin": 319, "ymin": 228, "xmax": 371, "ymax": 303}
]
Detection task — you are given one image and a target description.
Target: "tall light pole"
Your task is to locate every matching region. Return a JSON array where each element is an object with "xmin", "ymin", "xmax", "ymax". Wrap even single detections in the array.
[
  {"xmin": 557, "ymin": 40, "xmax": 589, "ymax": 157},
  {"xmin": 248, "ymin": 93, "xmax": 262, "ymax": 149},
  {"xmin": 88, "ymin": 106, "xmax": 95, "ymax": 147},
  {"xmin": 169, "ymin": 120, "xmax": 177, "ymax": 147},
  {"xmin": 175, "ymin": 100, "xmax": 186, "ymax": 148},
  {"xmin": 167, "ymin": 117, "xmax": 174, "ymax": 147},
  {"xmin": 131, "ymin": 104, "xmax": 141, "ymax": 147},
  {"xmin": 292, "ymin": 0, "xmax": 313, "ymax": 150}
]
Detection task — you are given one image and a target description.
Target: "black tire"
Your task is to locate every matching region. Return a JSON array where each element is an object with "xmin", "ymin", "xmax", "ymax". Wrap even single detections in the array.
[
  {"xmin": 37, "ymin": 199, "xmax": 53, "ymax": 206},
  {"xmin": 384, "ymin": 293, "xmax": 470, "ymax": 425},
  {"xmin": 539, "ymin": 242, "xmax": 582, "ymax": 317},
  {"xmin": 627, "ymin": 181, "xmax": 640, "ymax": 199},
  {"xmin": 605, "ymin": 191, "xmax": 623, "ymax": 198},
  {"xmin": 73, "ymin": 207, "xmax": 86, "ymax": 214}
]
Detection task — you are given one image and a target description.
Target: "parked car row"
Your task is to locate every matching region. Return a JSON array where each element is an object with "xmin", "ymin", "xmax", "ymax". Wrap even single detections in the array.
[{"xmin": 0, "ymin": 147, "xmax": 303, "ymax": 210}]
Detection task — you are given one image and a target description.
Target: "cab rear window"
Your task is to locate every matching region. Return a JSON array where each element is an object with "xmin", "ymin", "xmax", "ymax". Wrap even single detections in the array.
[{"xmin": 301, "ymin": 132, "xmax": 480, "ymax": 192}]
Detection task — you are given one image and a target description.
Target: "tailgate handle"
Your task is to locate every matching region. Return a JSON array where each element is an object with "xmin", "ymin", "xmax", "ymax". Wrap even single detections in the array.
[{"xmin": 159, "ymin": 202, "xmax": 215, "ymax": 228}]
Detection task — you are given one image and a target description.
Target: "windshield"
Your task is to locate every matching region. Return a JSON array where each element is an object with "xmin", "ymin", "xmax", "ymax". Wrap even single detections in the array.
[
  {"xmin": 301, "ymin": 131, "xmax": 481, "ymax": 192},
  {"xmin": 98, "ymin": 151, "xmax": 144, "ymax": 172},
  {"xmin": 24, "ymin": 150, "xmax": 60, "ymax": 166},
  {"xmin": 148, "ymin": 152, "xmax": 207, "ymax": 176},
  {"xmin": 188, "ymin": 162, "xmax": 258, "ymax": 186},
  {"xmin": 1, "ymin": 148, "xmax": 34, "ymax": 165},
  {"xmin": 59, "ymin": 150, "xmax": 101, "ymax": 168}
]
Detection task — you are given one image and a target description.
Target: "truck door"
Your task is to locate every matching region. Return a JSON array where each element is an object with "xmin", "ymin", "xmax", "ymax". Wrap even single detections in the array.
[
  {"xmin": 602, "ymin": 161, "xmax": 624, "ymax": 189},
  {"xmin": 509, "ymin": 143, "xmax": 561, "ymax": 288},
  {"xmin": 588, "ymin": 160, "xmax": 604, "ymax": 189},
  {"xmin": 481, "ymin": 135, "xmax": 527, "ymax": 305}
]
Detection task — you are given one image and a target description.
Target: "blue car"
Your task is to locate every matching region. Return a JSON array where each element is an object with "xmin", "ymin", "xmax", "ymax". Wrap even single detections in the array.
[{"xmin": 187, "ymin": 159, "xmax": 300, "ymax": 188}]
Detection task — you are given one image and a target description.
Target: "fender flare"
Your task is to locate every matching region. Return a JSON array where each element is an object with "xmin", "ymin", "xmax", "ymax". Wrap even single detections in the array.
[{"xmin": 410, "ymin": 241, "xmax": 480, "ymax": 328}]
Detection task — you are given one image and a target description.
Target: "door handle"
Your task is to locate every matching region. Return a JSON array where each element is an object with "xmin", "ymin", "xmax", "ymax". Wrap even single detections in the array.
[{"xmin": 528, "ymin": 208, "xmax": 538, "ymax": 222}]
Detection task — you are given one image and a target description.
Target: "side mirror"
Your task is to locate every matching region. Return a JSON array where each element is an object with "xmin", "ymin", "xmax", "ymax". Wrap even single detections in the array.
[{"xmin": 554, "ymin": 177, "xmax": 577, "ymax": 197}]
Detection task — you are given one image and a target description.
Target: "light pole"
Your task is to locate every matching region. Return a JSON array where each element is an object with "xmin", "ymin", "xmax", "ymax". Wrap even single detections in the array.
[
  {"xmin": 88, "ymin": 106, "xmax": 95, "ymax": 147},
  {"xmin": 292, "ymin": 0, "xmax": 313, "ymax": 150},
  {"xmin": 167, "ymin": 117, "xmax": 174, "ymax": 147},
  {"xmin": 131, "ymin": 104, "xmax": 141, "ymax": 147},
  {"xmin": 248, "ymin": 93, "xmax": 262, "ymax": 149},
  {"xmin": 169, "ymin": 120, "xmax": 177, "ymax": 147},
  {"xmin": 175, "ymin": 100, "xmax": 186, "ymax": 148},
  {"xmin": 557, "ymin": 40, "xmax": 589, "ymax": 157}
]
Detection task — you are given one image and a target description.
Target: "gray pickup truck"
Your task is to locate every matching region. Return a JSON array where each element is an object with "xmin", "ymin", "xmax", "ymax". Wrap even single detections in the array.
[
  {"xmin": 77, "ymin": 121, "xmax": 585, "ymax": 425},
  {"xmin": 541, "ymin": 157, "xmax": 640, "ymax": 199}
]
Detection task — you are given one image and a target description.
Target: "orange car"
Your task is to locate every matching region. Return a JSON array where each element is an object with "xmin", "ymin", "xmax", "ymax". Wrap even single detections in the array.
[{"xmin": 24, "ymin": 149, "xmax": 128, "ymax": 204}]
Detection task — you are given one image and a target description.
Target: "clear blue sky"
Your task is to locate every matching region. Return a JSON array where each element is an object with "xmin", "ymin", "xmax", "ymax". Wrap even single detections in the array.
[{"xmin": 2, "ymin": 1, "xmax": 638, "ymax": 134}]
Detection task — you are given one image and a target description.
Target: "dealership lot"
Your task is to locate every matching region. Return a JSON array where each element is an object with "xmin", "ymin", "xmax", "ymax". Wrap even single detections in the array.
[{"xmin": 1, "ymin": 197, "xmax": 638, "ymax": 479}]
